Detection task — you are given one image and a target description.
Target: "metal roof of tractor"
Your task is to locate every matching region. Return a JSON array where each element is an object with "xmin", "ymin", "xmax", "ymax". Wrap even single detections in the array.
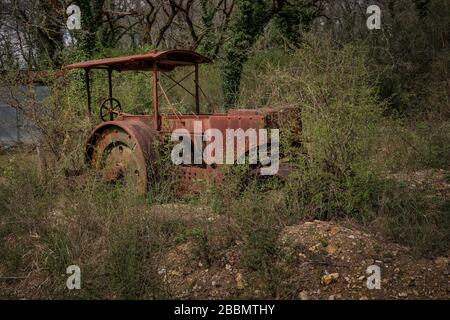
[{"xmin": 63, "ymin": 49, "xmax": 212, "ymax": 72}]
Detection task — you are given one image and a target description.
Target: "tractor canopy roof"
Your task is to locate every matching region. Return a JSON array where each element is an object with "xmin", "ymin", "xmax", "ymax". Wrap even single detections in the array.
[{"xmin": 63, "ymin": 49, "xmax": 211, "ymax": 72}]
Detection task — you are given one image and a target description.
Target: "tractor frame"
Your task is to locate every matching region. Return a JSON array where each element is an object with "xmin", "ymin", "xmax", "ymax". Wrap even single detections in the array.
[{"xmin": 64, "ymin": 50, "xmax": 297, "ymax": 193}]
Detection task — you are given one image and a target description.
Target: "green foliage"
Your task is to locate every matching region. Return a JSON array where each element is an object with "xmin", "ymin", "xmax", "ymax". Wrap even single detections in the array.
[
  {"xmin": 375, "ymin": 119, "xmax": 450, "ymax": 171},
  {"xmin": 0, "ymin": 151, "xmax": 173, "ymax": 298},
  {"xmin": 242, "ymin": 35, "xmax": 384, "ymax": 172},
  {"xmin": 221, "ymin": 0, "xmax": 317, "ymax": 108},
  {"xmin": 368, "ymin": 0, "xmax": 450, "ymax": 116},
  {"xmin": 273, "ymin": 0, "xmax": 317, "ymax": 46},
  {"xmin": 221, "ymin": 0, "xmax": 273, "ymax": 108},
  {"xmin": 236, "ymin": 34, "xmax": 449, "ymax": 256},
  {"xmin": 107, "ymin": 215, "xmax": 165, "ymax": 299},
  {"xmin": 146, "ymin": 138, "xmax": 179, "ymax": 205},
  {"xmin": 73, "ymin": 0, "xmax": 105, "ymax": 58},
  {"xmin": 45, "ymin": 231, "xmax": 73, "ymax": 275},
  {"xmin": 198, "ymin": 0, "xmax": 217, "ymax": 57}
]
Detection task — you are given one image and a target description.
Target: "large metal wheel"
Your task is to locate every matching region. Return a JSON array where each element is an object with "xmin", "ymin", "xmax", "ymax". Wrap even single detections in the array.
[{"xmin": 88, "ymin": 125, "xmax": 150, "ymax": 193}]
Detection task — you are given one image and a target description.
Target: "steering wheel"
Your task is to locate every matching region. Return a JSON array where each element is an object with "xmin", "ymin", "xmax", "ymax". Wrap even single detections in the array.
[{"xmin": 100, "ymin": 98, "xmax": 122, "ymax": 121}]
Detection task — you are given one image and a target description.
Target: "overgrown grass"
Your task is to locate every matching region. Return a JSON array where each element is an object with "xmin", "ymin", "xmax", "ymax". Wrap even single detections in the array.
[{"xmin": 0, "ymin": 150, "xmax": 180, "ymax": 298}]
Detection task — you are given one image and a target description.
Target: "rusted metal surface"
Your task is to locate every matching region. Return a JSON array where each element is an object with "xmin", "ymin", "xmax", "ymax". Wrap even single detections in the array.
[
  {"xmin": 64, "ymin": 49, "xmax": 207, "ymax": 122},
  {"xmin": 63, "ymin": 50, "xmax": 211, "ymax": 71},
  {"xmin": 177, "ymin": 166, "xmax": 223, "ymax": 193},
  {"xmin": 85, "ymin": 110, "xmax": 279, "ymax": 193},
  {"xmin": 99, "ymin": 98, "xmax": 122, "ymax": 121},
  {"xmin": 86, "ymin": 118, "xmax": 159, "ymax": 193}
]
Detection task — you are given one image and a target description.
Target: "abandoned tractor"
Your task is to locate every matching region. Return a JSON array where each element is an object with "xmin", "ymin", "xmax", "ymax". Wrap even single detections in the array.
[{"xmin": 64, "ymin": 50, "xmax": 300, "ymax": 193}]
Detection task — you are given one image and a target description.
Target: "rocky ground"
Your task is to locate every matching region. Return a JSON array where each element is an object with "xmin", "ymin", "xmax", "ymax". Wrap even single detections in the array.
[{"xmin": 156, "ymin": 216, "xmax": 449, "ymax": 300}]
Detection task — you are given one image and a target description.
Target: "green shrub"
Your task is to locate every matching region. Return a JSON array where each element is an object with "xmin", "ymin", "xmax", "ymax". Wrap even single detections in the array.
[{"xmin": 236, "ymin": 34, "xmax": 449, "ymax": 255}]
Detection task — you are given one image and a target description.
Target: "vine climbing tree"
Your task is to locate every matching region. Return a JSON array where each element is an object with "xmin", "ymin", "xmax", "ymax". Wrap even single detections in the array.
[{"xmin": 221, "ymin": 0, "xmax": 320, "ymax": 109}]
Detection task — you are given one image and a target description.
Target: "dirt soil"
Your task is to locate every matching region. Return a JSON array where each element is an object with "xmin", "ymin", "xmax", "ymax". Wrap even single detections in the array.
[{"xmin": 157, "ymin": 217, "xmax": 449, "ymax": 300}]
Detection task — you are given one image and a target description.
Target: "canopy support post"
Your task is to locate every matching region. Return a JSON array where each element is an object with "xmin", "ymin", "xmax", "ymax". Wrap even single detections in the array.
[
  {"xmin": 85, "ymin": 68, "xmax": 91, "ymax": 115},
  {"xmin": 153, "ymin": 63, "xmax": 160, "ymax": 131},
  {"xmin": 107, "ymin": 68, "xmax": 113, "ymax": 102},
  {"xmin": 194, "ymin": 63, "xmax": 200, "ymax": 114}
]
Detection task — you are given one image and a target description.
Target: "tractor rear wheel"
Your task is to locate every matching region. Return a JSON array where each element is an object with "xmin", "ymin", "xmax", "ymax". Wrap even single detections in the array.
[{"xmin": 88, "ymin": 126, "xmax": 149, "ymax": 193}]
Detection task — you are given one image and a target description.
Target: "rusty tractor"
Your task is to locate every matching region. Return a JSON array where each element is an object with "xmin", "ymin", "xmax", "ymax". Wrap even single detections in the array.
[{"xmin": 64, "ymin": 50, "xmax": 300, "ymax": 193}]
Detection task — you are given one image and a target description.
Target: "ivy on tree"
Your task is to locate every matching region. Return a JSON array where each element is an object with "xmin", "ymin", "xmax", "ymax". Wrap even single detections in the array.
[{"xmin": 221, "ymin": 0, "xmax": 318, "ymax": 109}]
